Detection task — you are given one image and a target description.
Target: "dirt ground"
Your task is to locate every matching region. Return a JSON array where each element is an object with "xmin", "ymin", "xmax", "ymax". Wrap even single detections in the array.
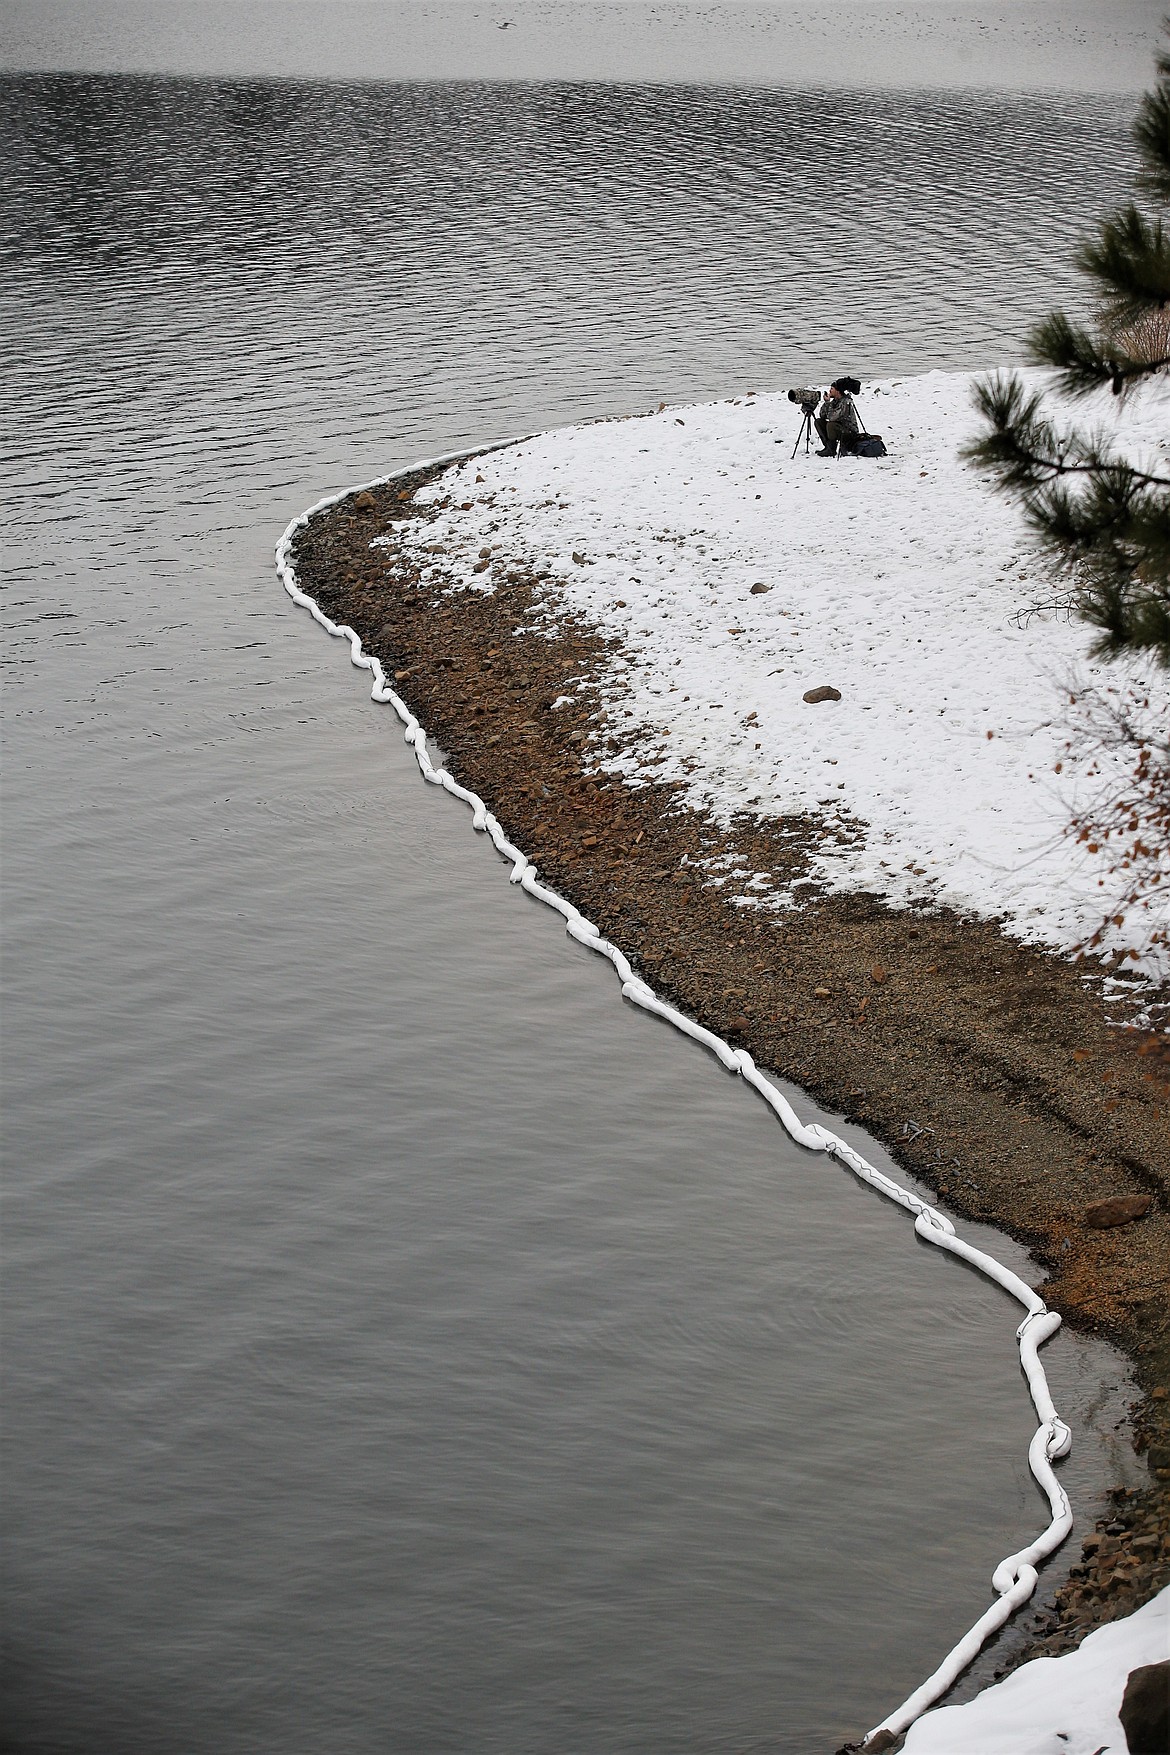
[{"xmin": 290, "ymin": 465, "xmax": 1170, "ymax": 1717}]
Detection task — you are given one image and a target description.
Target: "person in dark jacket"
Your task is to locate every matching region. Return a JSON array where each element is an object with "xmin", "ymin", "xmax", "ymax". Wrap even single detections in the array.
[{"xmin": 814, "ymin": 384, "xmax": 860, "ymax": 456}]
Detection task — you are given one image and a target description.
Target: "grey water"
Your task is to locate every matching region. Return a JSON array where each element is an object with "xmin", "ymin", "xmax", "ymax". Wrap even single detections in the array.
[{"xmin": 1, "ymin": 68, "xmax": 1146, "ymax": 1755}]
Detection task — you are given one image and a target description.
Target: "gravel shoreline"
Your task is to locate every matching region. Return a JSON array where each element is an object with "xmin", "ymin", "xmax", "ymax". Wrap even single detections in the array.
[{"xmin": 289, "ymin": 462, "xmax": 1170, "ymax": 1721}]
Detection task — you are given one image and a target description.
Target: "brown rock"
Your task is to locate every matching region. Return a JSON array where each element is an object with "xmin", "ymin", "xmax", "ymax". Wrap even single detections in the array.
[
  {"xmin": 354, "ymin": 491, "xmax": 376, "ymax": 511},
  {"xmin": 750, "ymin": 582, "xmax": 771, "ymax": 594},
  {"xmin": 803, "ymin": 685, "xmax": 842, "ymax": 703},
  {"xmin": 1084, "ymin": 1194, "xmax": 1154, "ymax": 1229},
  {"xmin": 1120, "ymin": 1660, "xmax": 1169, "ymax": 1754}
]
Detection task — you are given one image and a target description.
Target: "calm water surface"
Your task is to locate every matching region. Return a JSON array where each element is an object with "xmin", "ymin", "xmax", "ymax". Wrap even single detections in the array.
[{"xmin": 1, "ymin": 73, "xmax": 1143, "ymax": 1753}]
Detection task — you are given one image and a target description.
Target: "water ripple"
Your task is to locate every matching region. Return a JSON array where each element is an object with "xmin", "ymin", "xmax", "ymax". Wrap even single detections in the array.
[{"xmin": 0, "ymin": 72, "xmax": 1142, "ymax": 1755}]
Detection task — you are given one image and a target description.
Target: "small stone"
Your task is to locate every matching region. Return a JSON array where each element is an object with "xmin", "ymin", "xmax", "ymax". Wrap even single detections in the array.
[
  {"xmin": 729, "ymin": 1015, "xmax": 750, "ymax": 1034},
  {"xmin": 803, "ymin": 685, "xmax": 842, "ymax": 704},
  {"xmin": 871, "ymin": 965, "xmax": 887, "ymax": 984},
  {"xmin": 814, "ymin": 986, "xmax": 831, "ymax": 998},
  {"xmin": 1084, "ymin": 1194, "xmax": 1153, "ymax": 1229},
  {"xmin": 572, "ymin": 552, "xmax": 586, "ymax": 565},
  {"xmin": 354, "ymin": 491, "xmax": 376, "ymax": 511},
  {"xmin": 750, "ymin": 582, "xmax": 771, "ymax": 594}
]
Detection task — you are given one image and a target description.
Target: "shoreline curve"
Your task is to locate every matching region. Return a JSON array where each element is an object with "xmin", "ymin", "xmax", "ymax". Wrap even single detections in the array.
[{"xmin": 274, "ymin": 449, "xmax": 1144, "ymax": 1749}]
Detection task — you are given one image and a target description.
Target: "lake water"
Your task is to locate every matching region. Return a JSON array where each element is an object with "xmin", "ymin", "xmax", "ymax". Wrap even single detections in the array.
[{"xmin": 1, "ymin": 68, "xmax": 1145, "ymax": 1754}]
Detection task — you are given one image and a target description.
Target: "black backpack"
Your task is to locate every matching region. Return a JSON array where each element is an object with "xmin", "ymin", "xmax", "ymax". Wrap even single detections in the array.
[{"xmin": 839, "ymin": 397, "xmax": 888, "ymax": 458}]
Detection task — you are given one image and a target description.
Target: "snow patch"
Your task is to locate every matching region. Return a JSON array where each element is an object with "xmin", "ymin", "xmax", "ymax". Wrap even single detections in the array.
[
  {"xmin": 901, "ymin": 1584, "xmax": 1169, "ymax": 1754},
  {"xmin": 400, "ymin": 370, "xmax": 1169, "ymax": 982}
]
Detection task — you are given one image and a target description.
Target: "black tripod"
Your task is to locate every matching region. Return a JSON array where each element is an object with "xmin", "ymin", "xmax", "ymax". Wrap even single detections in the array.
[{"xmin": 791, "ymin": 406, "xmax": 817, "ymax": 458}]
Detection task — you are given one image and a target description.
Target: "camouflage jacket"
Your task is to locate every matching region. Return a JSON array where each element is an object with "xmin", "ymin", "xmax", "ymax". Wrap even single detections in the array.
[{"xmin": 820, "ymin": 394, "xmax": 860, "ymax": 439}]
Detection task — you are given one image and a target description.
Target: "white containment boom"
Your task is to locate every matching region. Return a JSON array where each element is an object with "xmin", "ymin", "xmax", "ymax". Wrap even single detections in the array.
[{"xmin": 276, "ymin": 455, "xmax": 1075, "ymax": 1750}]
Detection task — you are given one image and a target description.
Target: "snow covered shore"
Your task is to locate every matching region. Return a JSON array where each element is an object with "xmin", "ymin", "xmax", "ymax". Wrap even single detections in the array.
[
  {"xmin": 395, "ymin": 370, "xmax": 1168, "ymax": 984},
  {"xmin": 900, "ymin": 1583, "xmax": 1168, "ymax": 1754}
]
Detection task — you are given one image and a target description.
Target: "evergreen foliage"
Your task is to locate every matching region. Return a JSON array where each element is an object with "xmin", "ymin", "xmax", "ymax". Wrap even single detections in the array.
[{"xmin": 965, "ymin": 43, "xmax": 1170, "ymax": 666}]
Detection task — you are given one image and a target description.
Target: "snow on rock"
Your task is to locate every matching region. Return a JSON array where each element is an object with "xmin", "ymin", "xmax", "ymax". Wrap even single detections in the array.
[
  {"xmin": 398, "ymin": 370, "xmax": 1169, "ymax": 979},
  {"xmin": 899, "ymin": 1584, "xmax": 1169, "ymax": 1754}
]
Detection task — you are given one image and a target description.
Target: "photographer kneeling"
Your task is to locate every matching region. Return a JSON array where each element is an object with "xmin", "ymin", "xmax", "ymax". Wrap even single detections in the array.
[{"xmin": 814, "ymin": 379, "xmax": 860, "ymax": 457}]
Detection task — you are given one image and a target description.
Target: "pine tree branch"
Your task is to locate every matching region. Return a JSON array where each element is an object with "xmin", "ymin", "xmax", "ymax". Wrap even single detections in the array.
[
  {"xmin": 1026, "ymin": 311, "xmax": 1170, "ymax": 399},
  {"xmin": 968, "ymin": 33, "xmax": 1170, "ymax": 668},
  {"xmin": 966, "ymin": 371, "xmax": 1170, "ymax": 667},
  {"xmin": 1078, "ymin": 203, "xmax": 1170, "ymax": 327},
  {"xmin": 965, "ymin": 375, "xmax": 1170, "ymax": 491},
  {"xmin": 1076, "ymin": 560, "xmax": 1170, "ymax": 666}
]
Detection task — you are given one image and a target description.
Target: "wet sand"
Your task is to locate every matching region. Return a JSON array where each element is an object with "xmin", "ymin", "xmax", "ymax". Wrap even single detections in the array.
[{"xmin": 291, "ymin": 463, "xmax": 1170, "ymax": 1680}]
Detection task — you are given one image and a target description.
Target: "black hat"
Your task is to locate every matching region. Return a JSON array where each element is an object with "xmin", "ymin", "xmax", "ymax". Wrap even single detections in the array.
[{"xmin": 832, "ymin": 375, "xmax": 862, "ymax": 395}]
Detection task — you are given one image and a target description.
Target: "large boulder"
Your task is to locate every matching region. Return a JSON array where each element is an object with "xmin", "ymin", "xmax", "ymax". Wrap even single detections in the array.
[{"xmin": 1121, "ymin": 1660, "xmax": 1169, "ymax": 1753}]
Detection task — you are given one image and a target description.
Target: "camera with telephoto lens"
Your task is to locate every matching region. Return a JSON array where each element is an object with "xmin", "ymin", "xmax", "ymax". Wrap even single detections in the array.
[{"xmin": 786, "ymin": 387, "xmax": 820, "ymax": 413}]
